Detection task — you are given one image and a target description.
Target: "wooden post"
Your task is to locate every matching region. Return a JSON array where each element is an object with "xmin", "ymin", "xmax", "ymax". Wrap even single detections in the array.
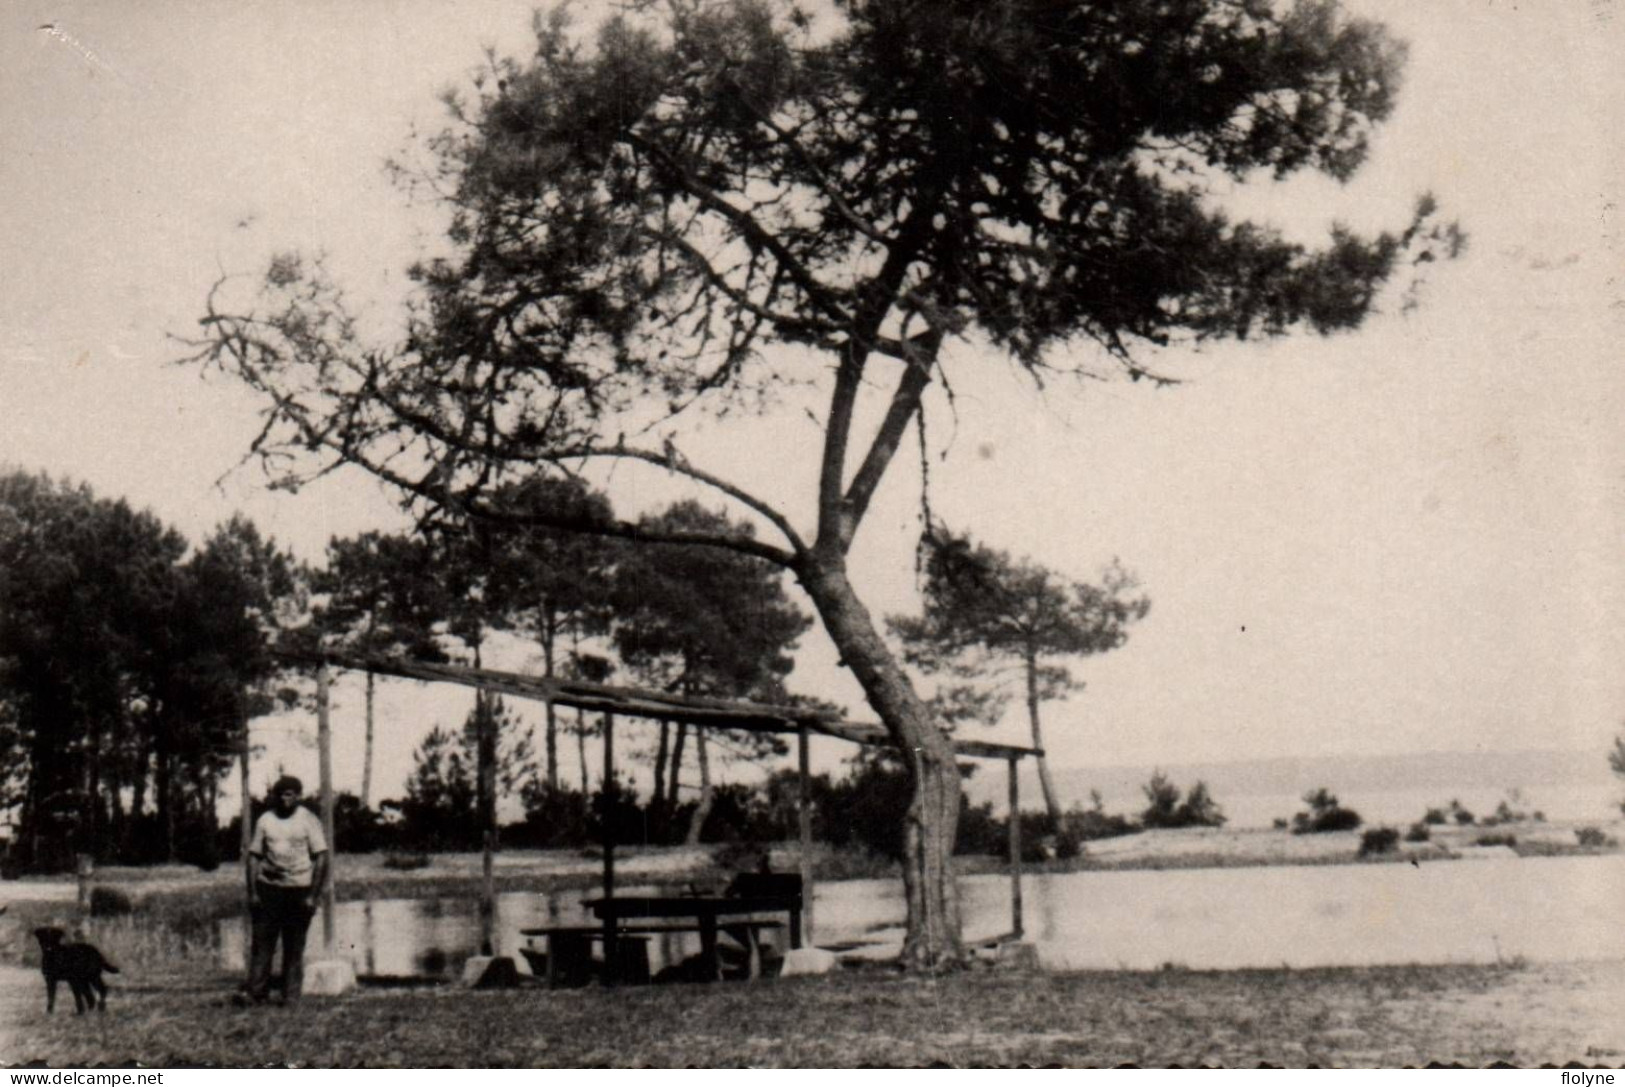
[
  {"xmin": 1008, "ymin": 754, "xmax": 1023, "ymax": 940},
  {"xmin": 316, "ymin": 660, "xmax": 336, "ymax": 952},
  {"xmin": 797, "ymin": 724, "xmax": 813, "ymax": 949},
  {"xmin": 601, "ymin": 712, "xmax": 617, "ymax": 984},
  {"xmin": 478, "ymin": 692, "xmax": 497, "ymax": 956},
  {"xmin": 239, "ymin": 700, "xmax": 253, "ymax": 860},
  {"xmin": 75, "ymin": 853, "xmax": 94, "ymax": 914},
  {"xmin": 239, "ymin": 695, "xmax": 253, "ymax": 924}
]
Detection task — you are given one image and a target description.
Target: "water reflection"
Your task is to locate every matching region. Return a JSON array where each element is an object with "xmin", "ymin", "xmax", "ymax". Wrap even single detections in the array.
[
  {"xmin": 216, "ymin": 882, "xmax": 737, "ymax": 979},
  {"xmin": 217, "ymin": 855, "xmax": 1625, "ymax": 978},
  {"xmin": 803, "ymin": 855, "xmax": 1625, "ymax": 970}
]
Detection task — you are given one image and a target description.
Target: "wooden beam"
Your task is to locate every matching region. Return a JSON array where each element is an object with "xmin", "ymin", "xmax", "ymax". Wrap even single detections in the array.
[{"xmin": 280, "ymin": 648, "xmax": 1042, "ymax": 762}]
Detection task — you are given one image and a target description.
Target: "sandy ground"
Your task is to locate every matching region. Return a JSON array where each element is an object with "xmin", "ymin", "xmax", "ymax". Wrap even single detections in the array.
[{"xmin": 1075, "ymin": 821, "xmax": 1564, "ymax": 865}]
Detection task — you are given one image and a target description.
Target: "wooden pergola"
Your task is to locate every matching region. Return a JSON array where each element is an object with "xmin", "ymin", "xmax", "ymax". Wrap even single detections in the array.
[{"xmin": 260, "ymin": 649, "xmax": 1041, "ymax": 956}]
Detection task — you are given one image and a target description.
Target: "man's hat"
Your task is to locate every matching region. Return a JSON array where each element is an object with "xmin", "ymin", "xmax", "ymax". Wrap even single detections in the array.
[{"xmin": 270, "ymin": 775, "xmax": 303, "ymax": 796}]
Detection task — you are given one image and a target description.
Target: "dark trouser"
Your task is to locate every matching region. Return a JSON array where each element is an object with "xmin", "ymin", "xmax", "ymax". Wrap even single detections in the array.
[{"xmin": 247, "ymin": 883, "xmax": 316, "ymax": 1003}]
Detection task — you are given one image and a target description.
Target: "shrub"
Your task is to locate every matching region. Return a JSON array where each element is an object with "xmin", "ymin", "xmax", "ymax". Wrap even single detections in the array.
[
  {"xmin": 1422, "ymin": 807, "xmax": 1447, "ymax": 826},
  {"xmin": 1474, "ymin": 832, "xmax": 1516, "ymax": 848},
  {"xmin": 1358, "ymin": 827, "xmax": 1401, "ymax": 857},
  {"xmin": 1404, "ymin": 822, "xmax": 1431, "ymax": 843},
  {"xmin": 1575, "ymin": 826, "xmax": 1616, "ymax": 848},
  {"xmin": 382, "ymin": 852, "xmax": 431, "ymax": 871},
  {"xmin": 956, "ymin": 801, "xmax": 1010, "ymax": 857},
  {"xmin": 819, "ymin": 752, "xmax": 999, "ymax": 860},
  {"xmin": 1490, "ymin": 793, "xmax": 1534, "ymax": 826},
  {"xmin": 1012, "ymin": 812, "xmax": 1081, "ymax": 862},
  {"xmin": 1065, "ymin": 807, "xmax": 1139, "ymax": 842},
  {"xmin": 1140, "ymin": 771, "xmax": 1182, "ymax": 827},
  {"xmin": 1448, "ymin": 800, "xmax": 1475, "ymax": 826},
  {"xmin": 1291, "ymin": 788, "xmax": 1362, "ymax": 834},
  {"xmin": 88, "ymin": 886, "xmax": 134, "ymax": 917},
  {"xmin": 1139, "ymin": 772, "xmax": 1227, "ymax": 829}
]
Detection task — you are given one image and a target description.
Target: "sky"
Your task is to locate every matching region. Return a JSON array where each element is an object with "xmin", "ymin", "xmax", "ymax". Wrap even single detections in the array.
[{"xmin": 2, "ymin": 0, "xmax": 1621, "ymax": 808}]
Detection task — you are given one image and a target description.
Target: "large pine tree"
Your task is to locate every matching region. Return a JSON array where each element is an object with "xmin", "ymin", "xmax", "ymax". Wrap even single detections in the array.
[{"xmin": 187, "ymin": 0, "xmax": 1460, "ymax": 965}]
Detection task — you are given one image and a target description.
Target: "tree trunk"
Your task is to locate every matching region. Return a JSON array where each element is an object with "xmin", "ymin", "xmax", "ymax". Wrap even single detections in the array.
[
  {"xmin": 651, "ymin": 721, "xmax": 670, "ymax": 837},
  {"xmin": 361, "ymin": 671, "xmax": 376, "ymax": 809},
  {"xmin": 685, "ymin": 730, "xmax": 712, "ymax": 846},
  {"xmin": 541, "ymin": 612, "xmax": 558, "ymax": 793},
  {"xmin": 575, "ymin": 708, "xmax": 589, "ymax": 813},
  {"xmin": 84, "ymin": 719, "xmax": 102, "ymax": 861},
  {"xmin": 130, "ymin": 745, "xmax": 149, "ymax": 859},
  {"xmin": 154, "ymin": 727, "xmax": 175, "ymax": 863},
  {"xmin": 799, "ymin": 559, "xmax": 964, "ymax": 969},
  {"xmin": 104, "ymin": 753, "xmax": 125, "ymax": 857},
  {"xmin": 667, "ymin": 722, "xmax": 687, "ymax": 812},
  {"xmin": 1025, "ymin": 652, "xmax": 1064, "ymax": 827},
  {"xmin": 475, "ymin": 693, "xmax": 497, "ymax": 850}
]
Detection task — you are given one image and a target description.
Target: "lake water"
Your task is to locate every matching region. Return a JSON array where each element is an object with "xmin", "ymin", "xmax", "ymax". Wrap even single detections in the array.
[{"xmin": 218, "ymin": 854, "xmax": 1625, "ymax": 978}]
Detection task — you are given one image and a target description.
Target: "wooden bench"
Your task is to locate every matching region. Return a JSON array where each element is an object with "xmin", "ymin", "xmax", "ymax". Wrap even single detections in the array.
[{"xmin": 722, "ymin": 872, "xmax": 804, "ymax": 949}]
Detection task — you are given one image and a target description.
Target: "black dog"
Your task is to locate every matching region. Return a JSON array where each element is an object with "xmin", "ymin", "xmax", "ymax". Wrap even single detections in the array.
[{"xmin": 34, "ymin": 926, "xmax": 119, "ymax": 1014}]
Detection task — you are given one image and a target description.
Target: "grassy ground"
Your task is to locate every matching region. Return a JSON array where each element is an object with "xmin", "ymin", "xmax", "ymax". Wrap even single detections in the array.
[{"xmin": 2, "ymin": 959, "xmax": 1622, "ymax": 1068}]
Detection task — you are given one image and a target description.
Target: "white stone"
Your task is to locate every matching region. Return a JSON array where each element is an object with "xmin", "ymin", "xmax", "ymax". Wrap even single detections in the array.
[
  {"xmin": 302, "ymin": 959, "xmax": 356, "ymax": 996},
  {"xmin": 459, "ymin": 955, "xmax": 524, "ymax": 988},
  {"xmin": 779, "ymin": 948, "xmax": 838, "ymax": 977},
  {"xmin": 460, "ymin": 955, "xmax": 495, "ymax": 987},
  {"xmin": 993, "ymin": 941, "xmax": 1040, "ymax": 970}
]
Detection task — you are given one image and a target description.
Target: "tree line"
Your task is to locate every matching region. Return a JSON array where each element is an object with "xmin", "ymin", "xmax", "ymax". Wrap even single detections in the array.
[
  {"xmin": 1, "ymin": 465, "xmax": 1153, "ymax": 874},
  {"xmin": 0, "ymin": 469, "xmax": 808, "ymax": 872},
  {"xmin": 0, "ymin": 471, "xmax": 298, "ymax": 871}
]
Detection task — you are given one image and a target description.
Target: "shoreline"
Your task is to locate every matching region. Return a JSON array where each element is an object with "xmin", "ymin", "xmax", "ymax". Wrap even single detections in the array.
[{"xmin": 1, "ymin": 817, "xmax": 1617, "ymax": 920}]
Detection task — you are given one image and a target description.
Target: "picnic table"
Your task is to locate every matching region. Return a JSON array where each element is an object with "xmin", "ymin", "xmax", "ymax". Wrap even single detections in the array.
[
  {"xmin": 523, "ymin": 909, "xmax": 789, "ymax": 981},
  {"xmin": 584, "ymin": 895, "xmax": 799, "ymax": 983},
  {"xmin": 521, "ymin": 874, "xmax": 805, "ymax": 987}
]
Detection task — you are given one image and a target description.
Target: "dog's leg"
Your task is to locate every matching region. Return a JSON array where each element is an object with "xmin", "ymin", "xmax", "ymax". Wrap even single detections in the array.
[
  {"xmin": 93, "ymin": 976, "xmax": 108, "ymax": 1011},
  {"xmin": 46, "ymin": 976, "xmax": 57, "ymax": 1013},
  {"xmin": 72, "ymin": 980, "xmax": 90, "ymax": 1014}
]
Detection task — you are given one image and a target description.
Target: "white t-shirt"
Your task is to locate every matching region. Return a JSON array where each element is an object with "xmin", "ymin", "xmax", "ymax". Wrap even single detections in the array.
[{"xmin": 250, "ymin": 807, "xmax": 328, "ymax": 887}]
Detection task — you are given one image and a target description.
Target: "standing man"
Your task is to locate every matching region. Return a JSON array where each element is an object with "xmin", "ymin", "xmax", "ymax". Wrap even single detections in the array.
[{"xmin": 240, "ymin": 775, "xmax": 328, "ymax": 1006}]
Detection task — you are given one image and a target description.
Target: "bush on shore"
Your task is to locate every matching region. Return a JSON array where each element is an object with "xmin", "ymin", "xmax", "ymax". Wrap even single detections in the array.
[
  {"xmin": 1291, "ymin": 789, "xmax": 1362, "ymax": 834},
  {"xmin": 1358, "ymin": 827, "xmax": 1401, "ymax": 857}
]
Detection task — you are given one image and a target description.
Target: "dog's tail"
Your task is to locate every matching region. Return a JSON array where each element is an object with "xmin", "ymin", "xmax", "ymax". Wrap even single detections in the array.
[{"xmin": 99, "ymin": 953, "xmax": 121, "ymax": 974}]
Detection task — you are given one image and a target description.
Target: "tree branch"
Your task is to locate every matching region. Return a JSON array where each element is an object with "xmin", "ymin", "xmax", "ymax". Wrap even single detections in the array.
[
  {"xmin": 549, "ymin": 443, "xmax": 807, "ymax": 557},
  {"xmin": 841, "ymin": 328, "xmax": 941, "ymax": 547},
  {"xmin": 626, "ymin": 132, "xmax": 853, "ymax": 328},
  {"xmin": 463, "ymin": 497, "xmax": 798, "ymax": 567}
]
